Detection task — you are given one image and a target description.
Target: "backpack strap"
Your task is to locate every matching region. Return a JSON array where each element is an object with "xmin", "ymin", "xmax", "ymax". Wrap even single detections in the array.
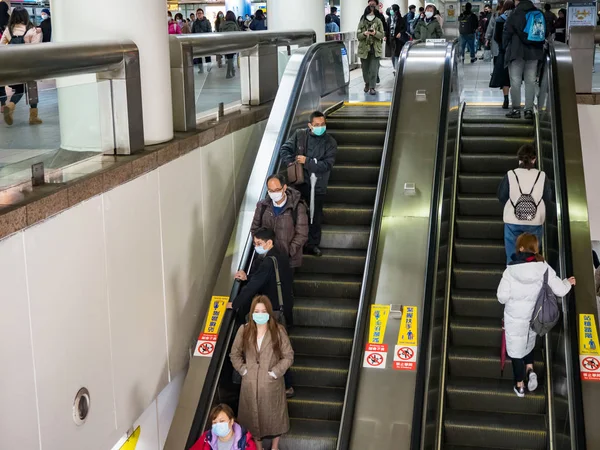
[
  {"xmin": 268, "ymin": 256, "xmax": 284, "ymax": 310},
  {"xmin": 528, "ymin": 170, "xmax": 542, "ymax": 195},
  {"xmin": 296, "ymin": 129, "xmax": 308, "ymax": 157},
  {"xmin": 511, "ymin": 170, "xmax": 525, "ymax": 195}
]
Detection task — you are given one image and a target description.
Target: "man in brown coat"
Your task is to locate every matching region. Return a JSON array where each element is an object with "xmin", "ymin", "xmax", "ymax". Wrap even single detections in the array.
[{"xmin": 250, "ymin": 173, "xmax": 309, "ymax": 268}]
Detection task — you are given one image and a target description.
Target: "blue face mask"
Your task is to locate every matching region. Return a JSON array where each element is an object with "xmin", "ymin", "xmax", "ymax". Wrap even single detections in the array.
[
  {"xmin": 255, "ymin": 245, "xmax": 268, "ymax": 255},
  {"xmin": 211, "ymin": 422, "xmax": 231, "ymax": 438},
  {"xmin": 253, "ymin": 312, "xmax": 270, "ymax": 325},
  {"xmin": 312, "ymin": 126, "xmax": 326, "ymax": 136}
]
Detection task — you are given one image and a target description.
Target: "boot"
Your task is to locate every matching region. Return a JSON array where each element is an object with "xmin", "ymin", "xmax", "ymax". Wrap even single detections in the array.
[
  {"xmin": 29, "ymin": 107, "xmax": 43, "ymax": 125},
  {"xmin": 502, "ymin": 95, "xmax": 509, "ymax": 109},
  {"xmin": 3, "ymin": 102, "xmax": 15, "ymax": 126}
]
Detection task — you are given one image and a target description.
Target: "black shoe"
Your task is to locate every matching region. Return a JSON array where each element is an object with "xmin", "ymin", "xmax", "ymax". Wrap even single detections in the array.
[
  {"xmin": 502, "ymin": 97, "xmax": 509, "ymax": 109},
  {"xmin": 471, "ymin": 58, "xmax": 477, "ymax": 64},
  {"xmin": 524, "ymin": 109, "xmax": 534, "ymax": 120},
  {"xmin": 506, "ymin": 109, "xmax": 521, "ymax": 119},
  {"xmin": 377, "ymin": 76, "xmax": 381, "ymax": 84},
  {"xmin": 286, "ymin": 387, "xmax": 295, "ymax": 398},
  {"xmin": 364, "ymin": 83, "xmax": 369, "ymax": 93},
  {"xmin": 369, "ymin": 88, "xmax": 376, "ymax": 95},
  {"xmin": 312, "ymin": 246, "xmax": 323, "ymax": 257},
  {"xmin": 226, "ymin": 73, "xmax": 233, "ymax": 79}
]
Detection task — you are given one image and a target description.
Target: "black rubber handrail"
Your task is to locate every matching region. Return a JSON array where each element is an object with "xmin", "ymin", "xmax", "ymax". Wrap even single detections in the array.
[{"xmin": 184, "ymin": 41, "xmax": 346, "ymax": 449}]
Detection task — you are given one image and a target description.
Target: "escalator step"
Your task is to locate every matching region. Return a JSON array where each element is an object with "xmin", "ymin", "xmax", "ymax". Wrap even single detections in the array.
[
  {"xmin": 462, "ymin": 108, "xmax": 534, "ymax": 125},
  {"xmin": 455, "ymin": 238, "xmax": 505, "ymax": 264},
  {"xmin": 326, "ymin": 117, "xmax": 388, "ymax": 130},
  {"xmin": 325, "ymin": 184, "xmax": 377, "ymax": 205},
  {"xmin": 293, "ymin": 273, "xmax": 362, "ymax": 299},
  {"xmin": 289, "ymin": 326, "xmax": 354, "ymax": 357},
  {"xmin": 293, "ymin": 297, "xmax": 358, "ymax": 329},
  {"xmin": 446, "ymin": 377, "xmax": 545, "ymax": 415},
  {"xmin": 327, "ymin": 129, "xmax": 385, "ymax": 146},
  {"xmin": 459, "ymin": 173, "xmax": 504, "ymax": 195},
  {"xmin": 458, "ymin": 194, "xmax": 504, "ymax": 217},
  {"xmin": 297, "ymin": 249, "xmax": 366, "ymax": 275},
  {"xmin": 461, "ymin": 136, "xmax": 534, "ymax": 154},
  {"xmin": 335, "ymin": 145, "xmax": 384, "ymax": 164},
  {"xmin": 329, "ymin": 164, "xmax": 380, "ymax": 184},
  {"xmin": 320, "ymin": 225, "xmax": 370, "ymax": 250},
  {"xmin": 456, "ymin": 216, "xmax": 504, "ymax": 240},
  {"xmin": 445, "ymin": 446, "xmax": 538, "ymax": 450},
  {"xmin": 281, "ymin": 418, "xmax": 339, "ymax": 450},
  {"xmin": 450, "ymin": 316, "xmax": 502, "ymax": 348},
  {"xmin": 289, "ymin": 355, "xmax": 349, "ymax": 388},
  {"xmin": 444, "ymin": 409, "xmax": 546, "ymax": 449},
  {"xmin": 453, "ymin": 264, "xmax": 504, "ymax": 290},
  {"xmin": 448, "ymin": 346, "xmax": 544, "ymax": 380},
  {"xmin": 323, "ymin": 203, "xmax": 374, "ymax": 226},
  {"xmin": 461, "ymin": 123, "xmax": 534, "ymax": 138},
  {"xmin": 460, "ymin": 154, "xmax": 518, "ymax": 174},
  {"xmin": 451, "ymin": 289, "xmax": 504, "ymax": 319},
  {"xmin": 287, "ymin": 386, "xmax": 345, "ymax": 421}
]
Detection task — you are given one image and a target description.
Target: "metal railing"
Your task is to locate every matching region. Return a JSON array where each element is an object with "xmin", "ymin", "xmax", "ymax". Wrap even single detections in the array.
[
  {"xmin": 169, "ymin": 30, "xmax": 316, "ymax": 131},
  {"xmin": 0, "ymin": 40, "xmax": 144, "ymax": 155}
]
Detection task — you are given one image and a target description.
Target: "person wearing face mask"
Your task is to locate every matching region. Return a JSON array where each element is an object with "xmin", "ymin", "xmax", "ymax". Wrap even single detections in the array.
[
  {"xmin": 175, "ymin": 13, "xmax": 190, "ymax": 34},
  {"xmin": 230, "ymin": 295, "xmax": 294, "ymax": 450},
  {"xmin": 39, "ymin": 8, "xmax": 51, "ymax": 42},
  {"xmin": 167, "ymin": 11, "xmax": 181, "ymax": 34},
  {"xmin": 192, "ymin": 8, "xmax": 213, "ymax": 73},
  {"xmin": 280, "ymin": 111, "xmax": 337, "ymax": 257},
  {"xmin": 414, "ymin": 4, "xmax": 443, "ymax": 40},
  {"xmin": 357, "ymin": 5, "xmax": 385, "ymax": 95},
  {"xmin": 191, "ymin": 404, "xmax": 257, "ymax": 450}
]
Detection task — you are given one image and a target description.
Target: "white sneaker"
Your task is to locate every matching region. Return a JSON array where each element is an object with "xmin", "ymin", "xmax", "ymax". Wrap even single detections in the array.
[
  {"xmin": 514, "ymin": 385, "xmax": 525, "ymax": 397},
  {"xmin": 528, "ymin": 371, "xmax": 538, "ymax": 392}
]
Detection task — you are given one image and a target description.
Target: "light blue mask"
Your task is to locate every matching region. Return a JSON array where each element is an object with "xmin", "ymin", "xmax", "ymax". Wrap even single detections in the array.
[
  {"xmin": 255, "ymin": 245, "xmax": 268, "ymax": 255},
  {"xmin": 211, "ymin": 422, "xmax": 231, "ymax": 438},
  {"xmin": 312, "ymin": 126, "xmax": 326, "ymax": 136},
  {"xmin": 252, "ymin": 312, "xmax": 270, "ymax": 325}
]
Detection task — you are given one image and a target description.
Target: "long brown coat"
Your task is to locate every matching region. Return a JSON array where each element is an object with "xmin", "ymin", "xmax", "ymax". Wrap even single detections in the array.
[{"xmin": 230, "ymin": 324, "xmax": 294, "ymax": 439}]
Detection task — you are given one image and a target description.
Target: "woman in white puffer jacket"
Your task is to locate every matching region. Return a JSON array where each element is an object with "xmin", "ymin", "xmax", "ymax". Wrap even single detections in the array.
[{"xmin": 497, "ymin": 233, "xmax": 575, "ymax": 398}]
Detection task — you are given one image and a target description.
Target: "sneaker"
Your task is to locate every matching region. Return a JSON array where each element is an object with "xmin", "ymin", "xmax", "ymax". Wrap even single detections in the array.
[
  {"xmin": 285, "ymin": 387, "xmax": 295, "ymax": 398},
  {"xmin": 514, "ymin": 384, "xmax": 525, "ymax": 397},
  {"xmin": 506, "ymin": 109, "xmax": 521, "ymax": 119},
  {"xmin": 369, "ymin": 88, "xmax": 377, "ymax": 95},
  {"xmin": 524, "ymin": 109, "xmax": 534, "ymax": 120},
  {"xmin": 364, "ymin": 83, "xmax": 369, "ymax": 93},
  {"xmin": 527, "ymin": 371, "xmax": 538, "ymax": 392}
]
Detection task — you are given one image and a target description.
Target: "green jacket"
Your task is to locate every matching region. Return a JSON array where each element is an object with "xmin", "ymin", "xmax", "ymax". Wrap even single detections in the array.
[
  {"xmin": 357, "ymin": 17, "xmax": 385, "ymax": 59},
  {"xmin": 414, "ymin": 18, "xmax": 443, "ymax": 40},
  {"xmin": 220, "ymin": 20, "xmax": 239, "ymax": 32}
]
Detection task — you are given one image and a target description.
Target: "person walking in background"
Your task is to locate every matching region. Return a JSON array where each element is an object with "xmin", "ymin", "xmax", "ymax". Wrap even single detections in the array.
[
  {"xmin": 414, "ymin": 4, "xmax": 443, "ymax": 40},
  {"xmin": 554, "ymin": 8, "xmax": 566, "ymax": 43},
  {"xmin": 489, "ymin": 0, "xmax": 515, "ymax": 109},
  {"xmin": 230, "ymin": 295, "xmax": 294, "ymax": 450},
  {"xmin": 328, "ymin": 6, "xmax": 341, "ymax": 28},
  {"xmin": 459, "ymin": 2, "xmax": 479, "ymax": 63},
  {"xmin": 192, "ymin": 8, "xmax": 213, "ymax": 73},
  {"xmin": 175, "ymin": 13, "xmax": 190, "ymax": 34},
  {"xmin": 543, "ymin": 3, "xmax": 557, "ymax": 37},
  {"xmin": 497, "ymin": 144, "xmax": 552, "ymax": 264},
  {"xmin": 214, "ymin": 11, "xmax": 225, "ymax": 69},
  {"xmin": 405, "ymin": 4, "xmax": 416, "ymax": 35},
  {"xmin": 326, "ymin": 14, "xmax": 340, "ymax": 33},
  {"xmin": 220, "ymin": 11, "xmax": 239, "ymax": 78},
  {"xmin": 39, "ymin": 8, "xmax": 51, "ymax": 42},
  {"xmin": 485, "ymin": 2, "xmax": 504, "ymax": 65},
  {"xmin": 388, "ymin": 4, "xmax": 407, "ymax": 72},
  {"xmin": 497, "ymin": 233, "xmax": 575, "ymax": 397},
  {"xmin": 249, "ymin": 9, "xmax": 267, "ymax": 30},
  {"xmin": 357, "ymin": 5, "xmax": 384, "ymax": 95},
  {"xmin": 237, "ymin": 15, "xmax": 247, "ymax": 31},
  {"xmin": 190, "ymin": 404, "xmax": 257, "ymax": 450},
  {"xmin": 167, "ymin": 11, "xmax": 181, "ymax": 34},
  {"xmin": 434, "ymin": 7, "xmax": 445, "ymax": 28}
]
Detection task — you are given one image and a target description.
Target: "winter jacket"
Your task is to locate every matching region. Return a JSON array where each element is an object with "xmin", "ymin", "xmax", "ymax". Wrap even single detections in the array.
[
  {"xmin": 328, "ymin": 13, "xmax": 340, "ymax": 28},
  {"xmin": 486, "ymin": 13, "xmax": 499, "ymax": 56},
  {"xmin": 250, "ymin": 187, "xmax": 308, "ymax": 268},
  {"xmin": 326, "ymin": 21, "xmax": 340, "ymax": 33},
  {"xmin": 497, "ymin": 168, "xmax": 553, "ymax": 226},
  {"xmin": 0, "ymin": 1, "xmax": 8, "ymax": 33},
  {"xmin": 458, "ymin": 11, "xmax": 479, "ymax": 35},
  {"xmin": 356, "ymin": 16, "xmax": 385, "ymax": 59},
  {"xmin": 220, "ymin": 20, "xmax": 239, "ymax": 33},
  {"xmin": 414, "ymin": 17, "xmax": 443, "ymax": 40},
  {"xmin": 230, "ymin": 323, "xmax": 294, "ymax": 439},
  {"xmin": 1, "ymin": 24, "xmax": 42, "ymax": 45},
  {"xmin": 554, "ymin": 16, "xmax": 566, "ymax": 42},
  {"xmin": 389, "ymin": 13, "xmax": 408, "ymax": 57},
  {"xmin": 280, "ymin": 129, "xmax": 338, "ymax": 195},
  {"xmin": 191, "ymin": 423, "xmax": 257, "ymax": 450},
  {"xmin": 497, "ymin": 256, "xmax": 572, "ymax": 358},
  {"xmin": 405, "ymin": 11, "xmax": 416, "ymax": 35},
  {"xmin": 544, "ymin": 10, "xmax": 557, "ymax": 34},
  {"xmin": 168, "ymin": 21, "xmax": 182, "ymax": 35},
  {"xmin": 492, "ymin": 11, "xmax": 513, "ymax": 54},
  {"xmin": 503, "ymin": 0, "xmax": 546, "ymax": 64},
  {"xmin": 40, "ymin": 17, "xmax": 51, "ymax": 42},
  {"xmin": 232, "ymin": 246, "xmax": 295, "ymax": 326},
  {"xmin": 192, "ymin": 17, "xmax": 212, "ymax": 34},
  {"xmin": 249, "ymin": 19, "xmax": 266, "ymax": 31}
]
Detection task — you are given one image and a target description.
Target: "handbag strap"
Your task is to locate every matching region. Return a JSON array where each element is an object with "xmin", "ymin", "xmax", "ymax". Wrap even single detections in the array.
[
  {"xmin": 269, "ymin": 256, "xmax": 284, "ymax": 309},
  {"xmin": 296, "ymin": 129, "xmax": 308, "ymax": 156}
]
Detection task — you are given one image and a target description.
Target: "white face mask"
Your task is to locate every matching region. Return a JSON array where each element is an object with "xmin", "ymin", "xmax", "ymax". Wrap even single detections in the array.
[
  {"xmin": 367, "ymin": 14, "xmax": 375, "ymax": 21},
  {"xmin": 425, "ymin": 11, "xmax": 434, "ymax": 18},
  {"xmin": 41, "ymin": 14, "xmax": 49, "ymax": 21},
  {"xmin": 268, "ymin": 190, "xmax": 284, "ymax": 203}
]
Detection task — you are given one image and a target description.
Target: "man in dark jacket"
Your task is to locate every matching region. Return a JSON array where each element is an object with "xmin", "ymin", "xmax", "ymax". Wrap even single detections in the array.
[
  {"xmin": 458, "ymin": 2, "xmax": 479, "ymax": 63},
  {"xmin": 40, "ymin": 8, "xmax": 51, "ymax": 43},
  {"xmin": 543, "ymin": 3, "xmax": 557, "ymax": 35},
  {"xmin": 328, "ymin": 6, "xmax": 341, "ymax": 28},
  {"xmin": 503, "ymin": 0, "xmax": 546, "ymax": 119},
  {"xmin": 192, "ymin": 8, "xmax": 213, "ymax": 73},
  {"xmin": 405, "ymin": 5, "xmax": 416, "ymax": 35},
  {"xmin": 280, "ymin": 111, "xmax": 337, "ymax": 257},
  {"xmin": 250, "ymin": 173, "xmax": 309, "ymax": 268}
]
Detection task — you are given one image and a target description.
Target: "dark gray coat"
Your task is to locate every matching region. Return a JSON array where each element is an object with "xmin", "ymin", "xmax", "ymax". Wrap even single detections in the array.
[
  {"xmin": 192, "ymin": 17, "xmax": 212, "ymax": 33},
  {"xmin": 503, "ymin": 0, "xmax": 546, "ymax": 64}
]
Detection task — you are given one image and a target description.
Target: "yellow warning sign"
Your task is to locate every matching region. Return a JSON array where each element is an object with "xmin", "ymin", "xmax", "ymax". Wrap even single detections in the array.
[
  {"xmin": 120, "ymin": 426, "xmax": 140, "ymax": 450},
  {"xmin": 368, "ymin": 304, "xmax": 390, "ymax": 344},
  {"xmin": 580, "ymin": 314, "xmax": 600, "ymax": 356},
  {"xmin": 203, "ymin": 296, "xmax": 229, "ymax": 335},
  {"xmin": 397, "ymin": 305, "xmax": 418, "ymax": 346}
]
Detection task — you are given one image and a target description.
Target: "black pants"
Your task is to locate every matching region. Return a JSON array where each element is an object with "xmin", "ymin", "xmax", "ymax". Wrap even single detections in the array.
[
  {"xmin": 511, "ymin": 349, "xmax": 535, "ymax": 384},
  {"xmin": 0, "ymin": 84, "xmax": 37, "ymax": 108},
  {"xmin": 296, "ymin": 182, "xmax": 325, "ymax": 249}
]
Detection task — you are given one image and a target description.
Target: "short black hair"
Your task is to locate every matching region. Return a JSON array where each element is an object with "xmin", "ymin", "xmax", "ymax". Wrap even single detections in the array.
[
  {"xmin": 197, "ymin": 8, "xmax": 204, "ymax": 13},
  {"xmin": 465, "ymin": 2, "xmax": 472, "ymax": 10},
  {"xmin": 544, "ymin": 3, "xmax": 552, "ymax": 10},
  {"xmin": 254, "ymin": 228, "xmax": 276, "ymax": 244},
  {"xmin": 331, "ymin": 6, "xmax": 338, "ymax": 13},
  {"xmin": 267, "ymin": 173, "xmax": 286, "ymax": 187},
  {"xmin": 484, "ymin": 3, "xmax": 492, "ymax": 8},
  {"xmin": 175, "ymin": 13, "xmax": 183, "ymax": 21},
  {"xmin": 419, "ymin": 7, "xmax": 425, "ymax": 12},
  {"xmin": 409, "ymin": 4, "xmax": 416, "ymax": 9},
  {"xmin": 309, "ymin": 111, "xmax": 325, "ymax": 123}
]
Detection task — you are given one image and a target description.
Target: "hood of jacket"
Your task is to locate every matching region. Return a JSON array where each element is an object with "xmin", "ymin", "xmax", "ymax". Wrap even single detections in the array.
[
  {"xmin": 258, "ymin": 185, "xmax": 302, "ymax": 211},
  {"xmin": 506, "ymin": 257, "xmax": 548, "ymax": 285},
  {"xmin": 220, "ymin": 20, "xmax": 239, "ymax": 32},
  {"xmin": 516, "ymin": 0, "xmax": 537, "ymax": 13}
]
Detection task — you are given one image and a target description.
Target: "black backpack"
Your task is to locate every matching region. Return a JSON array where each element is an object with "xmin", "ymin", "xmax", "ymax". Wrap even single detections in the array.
[
  {"xmin": 510, "ymin": 170, "xmax": 542, "ymax": 221},
  {"xmin": 530, "ymin": 269, "xmax": 560, "ymax": 336},
  {"xmin": 458, "ymin": 13, "xmax": 474, "ymax": 35},
  {"xmin": 205, "ymin": 426, "xmax": 249, "ymax": 449},
  {"xmin": 8, "ymin": 24, "xmax": 32, "ymax": 44}
]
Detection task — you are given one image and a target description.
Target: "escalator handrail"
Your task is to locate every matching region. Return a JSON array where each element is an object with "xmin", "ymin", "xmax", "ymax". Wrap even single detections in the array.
[
  {"xmin": 184, "ymin": 40, "xmax": 347, "ymax": 449},
  {"xmin": 546, "ymin": 41, "xmax": 587, "ymax": 449},
  {"xmin": 336, "ymin": 39, "xmax": 418, "ymax": 450}
]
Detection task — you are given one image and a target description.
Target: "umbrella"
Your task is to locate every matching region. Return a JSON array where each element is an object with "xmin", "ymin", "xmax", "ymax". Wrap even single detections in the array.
[
  {"xmin": 309, "ymin": 173, "xmax": 317, "ymax": 224},
  {"xmin": 501, "ymin": 319, "xmax": 507, "ymax": 377}
]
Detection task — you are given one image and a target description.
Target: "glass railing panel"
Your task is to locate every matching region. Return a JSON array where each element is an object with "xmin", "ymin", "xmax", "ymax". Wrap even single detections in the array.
[{"xmin": 193, "ymin": 54, "xmax": 243, "ymax": 116}]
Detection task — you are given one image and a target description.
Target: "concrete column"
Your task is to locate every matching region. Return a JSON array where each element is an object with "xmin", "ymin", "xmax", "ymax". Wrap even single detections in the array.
[
  {"xmin": 342, "ymin": 0, "xmax": 367, "ymax": 33},
  {"xmin": 51, "ymin": 0, "xmax": 173, "ymax": 149},
  {"xmin": 400, "ymin": 0, "xmax": 409, "ymax": 15},
  {"xmin": 267, "ymin": 0, "xmax": 325, "ymax": 42}
]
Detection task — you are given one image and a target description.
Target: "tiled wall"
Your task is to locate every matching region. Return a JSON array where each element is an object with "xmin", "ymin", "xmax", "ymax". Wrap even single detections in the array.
[{"xmin": 0, "ymin": 120, "xmax": 266, "ymax": 450}]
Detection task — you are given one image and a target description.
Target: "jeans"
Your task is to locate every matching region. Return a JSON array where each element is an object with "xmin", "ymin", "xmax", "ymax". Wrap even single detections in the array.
[
  {"xmin": 0, "ymin": 84, "xmax": 37, "ymax": 108},
  {"xmin": 509, "ymin": 59, "xmax": 538, "ymax": 110},
  {"xmin": 511, "ymin": 348, "xmax": 535, "ymax": 384},
  {"xmin": 297, "ymin": 182, "xmax": 325, "ymax": 248},
  {"xmin": 460, "ymin": 34, "xmax": 476, "ymax": 60},
  {"xmin": 361, "ymin": 54, "xmax": 380, "ymax": 89},
  {"xmin": 504, "ymin": 223, "xmax": 543, "ymax": 264}
]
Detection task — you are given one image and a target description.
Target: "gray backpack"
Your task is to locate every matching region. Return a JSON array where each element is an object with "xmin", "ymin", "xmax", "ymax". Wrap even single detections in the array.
[{"xmin": 530, "ymin": 269, "xmax": 560, "ymax": 336}]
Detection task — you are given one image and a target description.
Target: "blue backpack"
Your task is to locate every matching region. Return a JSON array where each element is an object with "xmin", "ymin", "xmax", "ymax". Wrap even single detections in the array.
[{"xmin": 524, "ymin": 10, "xmax": 546, "ymax": 43}]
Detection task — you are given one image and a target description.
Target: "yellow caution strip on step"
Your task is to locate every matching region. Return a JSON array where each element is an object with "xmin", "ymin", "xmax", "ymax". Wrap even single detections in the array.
[{"xmin": 120, "ymin": 427, "xmax": 141, "ymax": 450}]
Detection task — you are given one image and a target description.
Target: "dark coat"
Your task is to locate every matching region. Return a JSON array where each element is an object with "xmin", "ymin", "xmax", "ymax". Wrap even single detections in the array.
[
  {"xmin": 192, "ymin": 17, "xmax": 212, "ymax": 33},
  {"xmin": 220, "ymin": 20, "xmax": 239, "ymax": 32},
  {"xmin": 328, "ymin": 13, "xmax": 340, "ymax": 28},
  {"xmin": 249, "ymin": 19, "xmax": 267, "ymax": 30},
  {"xmin": 387, "ymin": 14, "xmax": 407, "ymax": 57},
  {"xmin": 458, "ymin": 11, "xmax": 479, "ymax": 35},
  {"xmin": 280, "ymin": 129, "xmax": 338, "ymax": 195},
  {"xmin": 0, "ymin": 2, "xmax": 8, "ymax": 33},
  {"xmin": 414, "ymin": 17, "xmax": 443, "ymax": 40},
  {"xmin": 503, "ymin": 0, "xmax": 546, "ymax": 64},
  {"xmin": 41, "ymin": 18, "xmax": 51, "ymax": 42},
  {"xmin": 232, "ymin": 247, "xmax": 295, "ymax": 326},
  {"xmin": 250, "ymin": 187, "xmax": 308, "ymax": 268}
]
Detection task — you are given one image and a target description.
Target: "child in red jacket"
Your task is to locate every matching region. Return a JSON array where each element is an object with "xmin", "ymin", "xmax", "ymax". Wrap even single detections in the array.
[{"xmin": 190, "ymin": 404, "xmax": 257, "ymax": 450}]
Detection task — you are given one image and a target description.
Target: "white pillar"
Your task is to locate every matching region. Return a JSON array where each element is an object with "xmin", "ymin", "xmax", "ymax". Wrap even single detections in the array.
[
  {"xmin": 400, "ymin": 0, "xmax": 409, "ymax": 15},
  {"xmin": 267, "ymin": 0, "xmax": 326, "ymax": 42},
  {"xmin": 341, "ymin": 0, "xmax": 367, "ymax": 33},
  {"xmin": 51, "ymin": 0, "xmax": 173, "ymax": 149}
]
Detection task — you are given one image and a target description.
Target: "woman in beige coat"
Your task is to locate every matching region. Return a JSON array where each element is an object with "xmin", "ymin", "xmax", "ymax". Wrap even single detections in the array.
[{"xmin": 230, "ymin": 295, "xmax": 294, "ymax": 450}]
